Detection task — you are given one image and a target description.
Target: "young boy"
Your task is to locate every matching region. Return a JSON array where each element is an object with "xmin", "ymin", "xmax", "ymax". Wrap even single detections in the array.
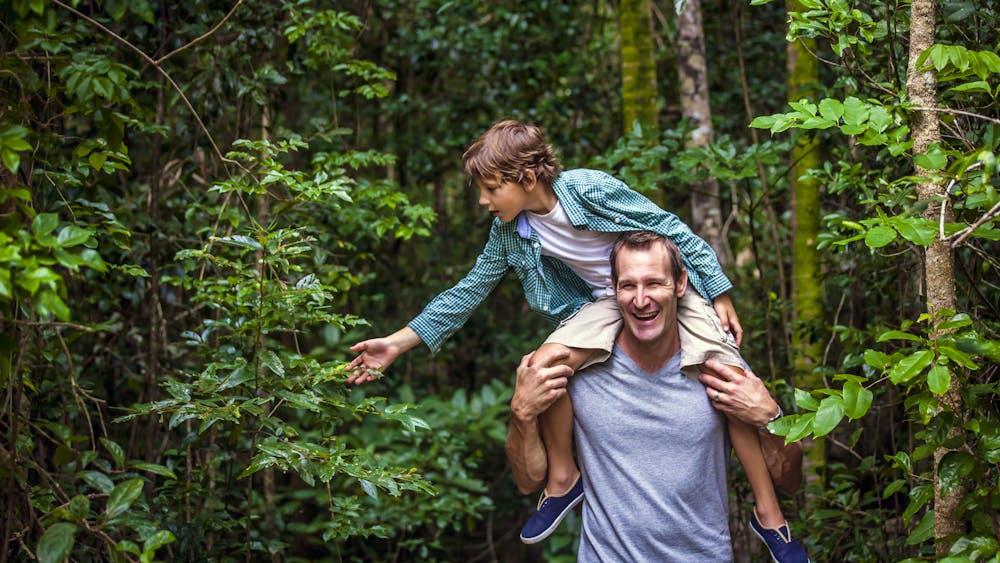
[{"xmin": 347, "ymin": 120, "xmax": 808, "ymax": 561}]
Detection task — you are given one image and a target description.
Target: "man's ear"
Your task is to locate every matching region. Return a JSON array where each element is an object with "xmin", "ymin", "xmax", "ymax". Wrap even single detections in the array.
[{"xmin": 675, "ymin": 270, "xmax": 689, "ymax": 298}]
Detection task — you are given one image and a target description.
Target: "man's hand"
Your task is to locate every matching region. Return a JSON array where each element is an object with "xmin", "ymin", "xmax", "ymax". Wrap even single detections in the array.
[
  {"xmin": 712, "ymin": 293, "xmax": 744, "ymax": 347},
  {"xmin": 511, "ymin": 350, "xmax": 573, "ymax": 423},
  {"xmin": 507, "ymin": 349, "xmax": 573, "ymax": 494},
  {"xmin": 699, "ymin": 359, "xmax": 803, "ymax": 494},
  {"xmin": 697, "ymin": 359, "xmax": 777, "ymax": 427}
]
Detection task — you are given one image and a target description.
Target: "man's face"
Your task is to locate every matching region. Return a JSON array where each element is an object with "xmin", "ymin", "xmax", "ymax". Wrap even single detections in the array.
[{"xmin": 614, "ymin": 242, "xmax": 687, "ymax": 347}]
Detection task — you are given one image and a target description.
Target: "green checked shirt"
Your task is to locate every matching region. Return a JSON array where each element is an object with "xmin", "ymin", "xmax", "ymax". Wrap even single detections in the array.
[{"xmin": 408, "ymin": 169, "xmax": 733, "ymax": 353}]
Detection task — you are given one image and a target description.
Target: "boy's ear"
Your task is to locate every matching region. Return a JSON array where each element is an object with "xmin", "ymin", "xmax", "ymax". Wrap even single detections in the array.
[{"xmin": 521, "ymin": 169, "xmax": 537, "ymax": 191}]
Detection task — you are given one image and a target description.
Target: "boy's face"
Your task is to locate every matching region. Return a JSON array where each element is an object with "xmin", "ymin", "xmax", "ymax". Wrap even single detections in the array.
[{"xmin": 477, "ymin": 177, "xmax": 531, "ymax": 223}]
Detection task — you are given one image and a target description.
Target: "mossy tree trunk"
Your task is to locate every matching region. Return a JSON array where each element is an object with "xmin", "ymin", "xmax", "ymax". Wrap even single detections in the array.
[
  {"xmin": 619, "ymin": 0, "xmax": 658, "ymax": 134},
  {"xmin": 786, "ymin": 0, "xmax": 825, "ymax": 490}
]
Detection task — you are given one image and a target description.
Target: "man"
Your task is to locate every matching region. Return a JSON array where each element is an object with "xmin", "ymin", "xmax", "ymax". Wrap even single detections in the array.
[{"xmin": 507, "ymin": 231, "xmax": 803, "ymax": 560}]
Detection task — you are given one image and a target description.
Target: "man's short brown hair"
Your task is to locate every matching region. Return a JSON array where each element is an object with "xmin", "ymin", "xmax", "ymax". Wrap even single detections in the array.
[
  {"xmin": 610, "ymin": 231, "xmax": 685, "ymax": 285},
  {"xmin": 462, "ymin": 120, "xmax": 562, "ymax": 188}
]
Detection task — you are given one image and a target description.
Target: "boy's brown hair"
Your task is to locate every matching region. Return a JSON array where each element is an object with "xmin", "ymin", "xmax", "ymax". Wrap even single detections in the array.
[{"xmin": 462, "ymin": 120, "xmax": 562, "ymax": 188}]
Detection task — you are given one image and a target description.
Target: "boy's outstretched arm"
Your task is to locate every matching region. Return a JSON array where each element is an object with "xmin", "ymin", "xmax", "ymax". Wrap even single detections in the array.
[
  {"xmin": 346, "ymin": 326, "xmax": 423, "ymax": 384},
  {"xmin": 712, "ymin": 292, "xmax": 744, "ymax": 347}
]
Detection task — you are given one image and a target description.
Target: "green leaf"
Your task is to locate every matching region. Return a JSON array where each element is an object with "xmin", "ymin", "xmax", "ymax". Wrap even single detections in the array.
[
  {"xmin": 842, "ymin": 96, "xmax": 869, "ymax": 125},
  {"xmin": 882, "ymin": 479, "xmax": 907, "ymax": 499},
  {"xmin": 0, "ymin": 269, "xmax": 11, "ymax": 299},
  {"xmin": 79, "ymin": 249, "xmax": 108, "ymax": 273},
  {"xmin": 79, "ymin": 470, "xmax": 114, "ymax": 494},
  {"xmin": 32, "ymin": 213, "xmax": 60, "ymax": 237},
  {"xmin": 812, "ymin": 396, "xmax": 845, "ymax": 437},
  {"xmin": 142, "ymin": 530, "xmax": 176, "ymax": 555},
  {"xmin": 863, "ymin": 349, "xmax": 891, "ymax": 369},
  {"xmin": 914, "ymin": 150, "xmax": 948, "ymax": 170},
  {"xmin": 2, "ymin": 147, "xmax": 20, "ymax": 173},
  {"xmin": 37, "ymin": 522, "xmax": 77, "ymax": 563},
  {"xmin": 890, "ymin": 350, "xmax": 934, "ymax": 384},
  {"xmin": 938, "ymin": 345, "xmax": 979, "ymax": 369},
  {"xmin": 893, "ymin": 218, "xmax": 937, "ymax": 246},
  {"xmin": 129, "ymin": 462, "xmax": 177, "ymax": 480},
  {"xmin": 818, "ymin": 98, "xmax": 844, "ymax": 121},
  {"xmin": 57, "ymin": 226, "xmax": 93, "ymax": 248},
  {"xmin": 100, "ymin": 438, "xmax": 125, "ymax": 469},
  {"xmin": 938, "ymin": 451, "xmax": 975, "ymax": 494},
  {"xmin": 842, "ymin": 381, "xmax": 873, "ymax": 419},
  {"xmin": 948, "ymin": 80, "xmax": 992, "ymax": 94},
  {"xmin": 106, "ymin": 478, "xmax": 145, "ymax": 518},
  {"xmin": 261, "ymin": 350, "xmax": 285, "ymax": 377},
  {"xmin": 794, "ymin": 388, "xmax": 820, "ymax": 411},
  {"xmin": 926, "ymin": 365, "xmax": 951, "ymax": 395},
  {"xmin": 786, "ymin": 412, "xmax": 816, "ymax": 442},
  {"xmin": 89, "ymin": 151, "xmax": 107, "ymax": 171},
  {"xmin": 905, "ymin": 509, "xmax": 935, "ymax": 545},
  {"xmin": 359, "ymin": 479, "xmax": 378, "ymax": 499},
  {"xmin": 877, "ymin": 330, "xmax": 922, "ymax": 342},
  {"xmin": 865, "ymin": 225, "xmax": 897, "ymax": 248}
]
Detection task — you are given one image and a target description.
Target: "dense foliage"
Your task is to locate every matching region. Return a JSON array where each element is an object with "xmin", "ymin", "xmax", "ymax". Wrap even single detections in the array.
[{"xmin": 0, "ymin": 0, "xmax": 996, "ymax": 562}]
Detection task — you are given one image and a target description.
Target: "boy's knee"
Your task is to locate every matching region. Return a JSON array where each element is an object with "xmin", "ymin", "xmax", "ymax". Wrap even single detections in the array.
[{"xmin": 530, "ymin": 343, "xmax": 572, "ymax": 367}]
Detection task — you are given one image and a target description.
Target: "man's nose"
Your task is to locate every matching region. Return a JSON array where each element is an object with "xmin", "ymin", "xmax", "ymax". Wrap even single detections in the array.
[{"xmin": 634, "ymin": 287, "xmax": 650, "ymax": 307}]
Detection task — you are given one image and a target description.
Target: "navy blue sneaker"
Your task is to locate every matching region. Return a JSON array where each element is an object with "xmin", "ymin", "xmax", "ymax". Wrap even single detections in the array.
[
  {"xmin": 749, "ymin": 507, "xmax": 810, "ymax": 563},
  {"xmin": 519, "ymin": 476, "xmax": 584, "ymax": 544}
]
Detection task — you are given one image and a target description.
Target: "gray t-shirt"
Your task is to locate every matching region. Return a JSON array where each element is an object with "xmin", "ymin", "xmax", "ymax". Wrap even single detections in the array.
[{"xmin": 570, "ymin": 347, "xmax": 732, "ymax": 562}]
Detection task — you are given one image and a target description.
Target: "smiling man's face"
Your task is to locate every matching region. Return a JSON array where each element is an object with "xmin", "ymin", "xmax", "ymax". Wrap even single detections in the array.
[{"xmin": 614, "ymin": 241, "xmax": 688, "ymax": 351}]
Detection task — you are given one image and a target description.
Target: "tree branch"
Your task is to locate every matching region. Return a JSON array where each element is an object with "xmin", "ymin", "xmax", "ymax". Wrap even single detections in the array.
[
  {"xmin": 52, "ymin": 0, "xmax": 238, "ymax": 167},
  {"xmin": 155, "ymin": 0, "xmax": 244, "ymax": 65}
]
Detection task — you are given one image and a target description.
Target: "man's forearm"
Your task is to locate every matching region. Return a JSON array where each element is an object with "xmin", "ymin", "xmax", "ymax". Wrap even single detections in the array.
[
  {"xmin": 506, "ymin": 415, "xmax": 548, "ymax": 495},
  {"xmin": 761, "ymin": 432, "xmax": 804, "ymax": 495}
]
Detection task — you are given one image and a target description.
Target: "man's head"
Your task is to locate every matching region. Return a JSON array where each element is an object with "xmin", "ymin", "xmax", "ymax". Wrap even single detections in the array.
[{"xmin": 610, "ymin": 231, "xmax": 688, "ymax": 355}]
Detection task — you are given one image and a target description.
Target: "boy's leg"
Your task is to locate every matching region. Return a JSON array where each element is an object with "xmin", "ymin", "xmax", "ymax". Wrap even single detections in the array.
[
  {"xmin": 530, "ymin": 343, "xmax": 594, "ymax": 494},
  {"xmin": 726, "ymin": 407, "xmax": 785, "ymax": 527}
]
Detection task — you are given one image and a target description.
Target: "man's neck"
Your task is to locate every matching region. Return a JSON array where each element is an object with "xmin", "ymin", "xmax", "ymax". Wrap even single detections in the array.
[{"xmin": 617, "ymin": 331, "xmax": 681, "ymax": 374}]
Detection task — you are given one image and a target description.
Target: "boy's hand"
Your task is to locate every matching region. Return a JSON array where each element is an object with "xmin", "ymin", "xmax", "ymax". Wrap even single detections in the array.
[
  {"xmin": 712, "ymin": 293, "xmax": 743, "ymax": 347},
  {"xmin": 346, "ymin": 338, "xmax": 400, "ymax": 384},
  {"xmin": 345, "ymin": 327, "xmax": 423, "ymax": 385}
]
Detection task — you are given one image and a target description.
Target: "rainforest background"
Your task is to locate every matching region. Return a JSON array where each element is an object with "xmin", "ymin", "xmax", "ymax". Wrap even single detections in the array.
[{"xmin": 1, "ymin": 0, "xmax": 998, "ymax": 561}]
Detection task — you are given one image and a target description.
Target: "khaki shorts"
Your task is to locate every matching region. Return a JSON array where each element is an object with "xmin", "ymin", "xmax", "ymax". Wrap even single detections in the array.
[{"xmin": 543, "ymin": 292, "xmax": 743, "ymax": 376}]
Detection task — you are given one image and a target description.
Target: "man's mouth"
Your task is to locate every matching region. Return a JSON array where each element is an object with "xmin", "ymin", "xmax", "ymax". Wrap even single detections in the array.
[{"xmin": 633, "ymin": 311, "xmax": 659, "ymax": 320}]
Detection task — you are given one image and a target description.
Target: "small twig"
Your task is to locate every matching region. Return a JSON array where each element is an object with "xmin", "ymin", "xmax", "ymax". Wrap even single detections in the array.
[
  {"xmin": 910, "ymin": 105, "xmax": 1000, "ymax": 125},
  {"xmin": 155, "ymin": 0, "xmax": 244, "ymax": 65},
  {"xmin": 947, "ymin": 198, "xmax": 1000, "ymax": 248}
]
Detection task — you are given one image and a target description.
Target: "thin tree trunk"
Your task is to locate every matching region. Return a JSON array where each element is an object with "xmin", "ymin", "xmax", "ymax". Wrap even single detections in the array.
[
  {"xmin": 786, "ymin": 0, "xmax": 825, "ymax": 490},
  {"xmin": 905, "ymin": 0, "xmax": 963, "ymax": 551},
  {"xmin": 677, "ymin": 0, "xmax": 727, "ymax": 262}
]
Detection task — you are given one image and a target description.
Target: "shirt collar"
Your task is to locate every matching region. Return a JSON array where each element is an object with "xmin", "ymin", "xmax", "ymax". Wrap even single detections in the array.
[{"xmin": 516, "ymin": 213, "xmax": 533, "ymax": 238}]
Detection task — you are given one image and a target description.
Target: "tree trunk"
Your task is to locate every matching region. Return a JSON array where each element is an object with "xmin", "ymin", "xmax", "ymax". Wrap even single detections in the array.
[
  {"xmin": 905, "ymin": 0, "xmax": 964, "ymax": 552},
  {"xmin": 677, "ymin": 0, "xmax": 727, "ymax": 263},
  {"xmin": 786, "ymin": 0, "xmax": 825, "ymax": 490},
  {"xmin": 619, "ymin": 0, "xmax": 658, "ymax": 134}
]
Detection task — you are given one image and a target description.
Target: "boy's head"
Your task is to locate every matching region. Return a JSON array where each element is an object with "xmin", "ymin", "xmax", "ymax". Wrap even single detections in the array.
[{"xmin": 462, "ymin": 120, "xmax": 562, "ymax": 189}]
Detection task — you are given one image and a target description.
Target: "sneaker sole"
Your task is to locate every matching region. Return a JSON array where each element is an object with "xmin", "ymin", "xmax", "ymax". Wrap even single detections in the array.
[{"xmin": 519, "ymin": 492, "xmax": 584, "ymax": 544}]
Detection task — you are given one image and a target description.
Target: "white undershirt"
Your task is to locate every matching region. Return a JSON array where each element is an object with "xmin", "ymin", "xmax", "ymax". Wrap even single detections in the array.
[{"xmin": 526, "ymin": 202, "xmax": 618, "ymax": 298}]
